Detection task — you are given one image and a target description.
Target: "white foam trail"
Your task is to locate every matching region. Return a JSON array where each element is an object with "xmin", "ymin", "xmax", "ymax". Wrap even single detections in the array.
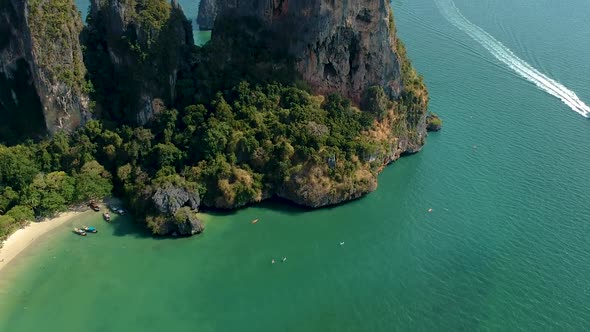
[{"xmin": 434, "ymin": 0, "xmax": 590, "ymax": 118}]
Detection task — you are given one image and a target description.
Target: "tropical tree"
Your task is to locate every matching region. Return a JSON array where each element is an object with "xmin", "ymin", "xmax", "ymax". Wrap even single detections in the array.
[{"xmin": 74, "ymin": 161, "xmax": 113, "ymax": 202}]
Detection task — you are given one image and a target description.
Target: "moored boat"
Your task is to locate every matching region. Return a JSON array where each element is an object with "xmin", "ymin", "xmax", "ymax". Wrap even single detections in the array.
[
  {"xmin": 73, "ymin": 228, "xmax": 87, "ymax": 236},
  {"xmin": 103, "ymin": 212, "xmax": 111, "ymax": 222},
  {"xmin": 89, "ymin": 202, "xmax": 100, "ymax": 212},
  {"xmin": 83, "ymin": 226, "xmax": 97, "ymax": 233}
]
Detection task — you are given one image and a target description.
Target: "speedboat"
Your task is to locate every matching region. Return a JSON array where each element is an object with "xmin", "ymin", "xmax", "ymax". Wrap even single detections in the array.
[{"xmin": 73, "ymin": 228, "xmax": 87, "ymax": 236}]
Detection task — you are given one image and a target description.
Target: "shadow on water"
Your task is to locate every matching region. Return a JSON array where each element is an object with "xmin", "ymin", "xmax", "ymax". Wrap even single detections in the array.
[
  {"xmin": 107, "ymin": 215, "xmax": 154, "ymax": 239},
  {"xmin": 104, "ymin": 195, "xmax": 352, "ymax": 240},
  {"xmin": 202, "ymin": 195, "xmax": 363, "ymax": 218},
  {"xmin": 202, "ymin": 197, "xmax": 311, "ymax": 218}
]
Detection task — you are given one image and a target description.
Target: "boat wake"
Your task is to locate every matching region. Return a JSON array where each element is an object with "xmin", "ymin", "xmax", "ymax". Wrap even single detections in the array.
[{"xmin": 434, "ymin": 0, "xmax": 590, "ymax": 118}]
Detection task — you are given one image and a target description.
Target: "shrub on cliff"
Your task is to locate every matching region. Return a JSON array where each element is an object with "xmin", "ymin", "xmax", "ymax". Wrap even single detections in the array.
[
  {"xmin": 27, "ymin": 0, "xmax": 89, "ymax": 93},
  {"xmin": 426, "ymin": 112, "xmax": 443, "ymax": 132},
  {"xmin": 362, "ymin": 86, "xmax": 392, "ymax": 120}
]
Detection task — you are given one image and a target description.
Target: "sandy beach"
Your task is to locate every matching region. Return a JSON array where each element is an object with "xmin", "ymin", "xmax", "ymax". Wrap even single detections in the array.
[{"xmin": 0, "ymin": 212, "xmax": 83, "ymax": 273}]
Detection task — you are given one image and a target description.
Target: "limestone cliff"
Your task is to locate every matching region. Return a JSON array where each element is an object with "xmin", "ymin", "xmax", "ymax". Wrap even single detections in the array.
[
  {"xmin": 200, "ymin": 0, "xmax": 406, "ymax": 104},
  {"xmin": 195, "ymin": 0, "xmax": 429, "ymax": 208},
  {"xmin": 140, "ymin": 176, "xmax": 204, "ymax": 236},
  {"xmin": 85, "ymin": 0, "xmax": 193, "ymax": 124},
  {"xmin": 0, "ymin": 0, "xmax": 90, "ymax": 142},
  {"xmin": 197, "ymin": 0, "xmax": 217, "ymax": 30}
]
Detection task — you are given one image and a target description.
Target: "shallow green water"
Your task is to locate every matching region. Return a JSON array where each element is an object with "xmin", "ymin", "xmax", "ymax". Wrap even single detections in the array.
[{"xmin": 3, "ymin": 0, "xmax": 590, "ymax": 330}]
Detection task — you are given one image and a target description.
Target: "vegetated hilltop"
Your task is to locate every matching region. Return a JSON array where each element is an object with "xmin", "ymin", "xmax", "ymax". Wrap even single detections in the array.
[
  {"xmin": 0, "ymin": 0, "xmax": 434, "ymax": 237},
  {"xmin": 190, "ymin": 0, "xmax": 430, "ymax": 207}
]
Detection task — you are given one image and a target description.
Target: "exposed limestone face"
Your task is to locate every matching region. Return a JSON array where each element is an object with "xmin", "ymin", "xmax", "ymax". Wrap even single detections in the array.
[
  {"xmin": 144, "ymin": 177, "xmax": 204, "ymax": 236},
  {"xmin": 194, "ymin": 0, "xmax": 431, "ymax": 209},
  {"xmin": 277, "ymin": 161, "xmax": 378, "ymax": 208},
  {"xmin": 197, "ymin": 0, "xmax": 217, "ymax": 30},
  {"xmin": 0, "ymin": 0, "xmax": 90, "ymax": 141},
  {"xmin": 145, "ymin": 207, "xmax": 205, "ymax": 236},
  {"xmin": 86, "ymin": 0, "xmax": 193, "ymax": 125},
  {"xmin": 426, "ymin": 113, "xmax": 442, "ymax": 132},
  {"xmin": 151, "ymin": 184, "xmax": 200, "ymax": 215},
  {"xmin": 173, "ymin": 207, "xmax": 204, "ymax": 235},
  {"xmin": 200, "ymin": 0, "xmax": 403, "ymax": 104}
]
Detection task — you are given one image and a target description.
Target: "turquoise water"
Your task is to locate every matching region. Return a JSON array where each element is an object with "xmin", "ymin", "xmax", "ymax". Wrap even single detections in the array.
[{"xmin": 3, "ymin": 0, "xmax": 590, "ymax": 330}]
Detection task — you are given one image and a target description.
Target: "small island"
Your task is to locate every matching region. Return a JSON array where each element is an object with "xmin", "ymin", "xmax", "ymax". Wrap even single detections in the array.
[
  {"xmin": 0, "ymin": 0, "xmax": 438, "ymax": 239},
  {"xmin": 427, "ymin": 113, "xmax": 443, "ymax": 132}
]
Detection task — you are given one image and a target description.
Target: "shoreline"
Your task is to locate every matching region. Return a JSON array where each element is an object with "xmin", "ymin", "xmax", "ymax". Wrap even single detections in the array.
[{"xmin": 0, "ymin": 211, "xmax": 84, "ymax": 273}]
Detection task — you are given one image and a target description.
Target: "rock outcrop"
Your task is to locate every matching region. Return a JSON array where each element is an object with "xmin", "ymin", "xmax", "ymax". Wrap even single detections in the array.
[
  {"xmin": 85, "ymin": 0, "xmax": 193, "ymax": 124},
  {"xmin": 426, "ymin": 113, "xmax": 442, "ymax": 132},
  {"xmin": 194, "ymin": 0, "xmax": 430, "ymax": 208},
  {"xmin": 277, "ymin": 161, "xmax": 378, "ymax": 208},
  {"xmin": 173, "ymin": 207, "xmax": 205, "ymax": 235},
  {"xmin": 152, "ymin": 184, "xmax": 200, "ymax": 215},
  {"xmin": 190, "ymin": 0, "xmax": 431, "ymax": 209},
  {"xmin": 142, "ymin": 175, "xmax": 204, "ymax": 236},
  {"xmin": 201, "ymin": 0, "xmax": 404, "ymax": 104},
  {"xmin": 145, "ymin": 207, "xmax": 205, "ymax": 236},
  {"xmin": 0, "ymin": 0, "xmax": 90, "ymax": 142},
  {"xmin": 197, "ymin": 0, "xmax": 217, "ymax": 30}
]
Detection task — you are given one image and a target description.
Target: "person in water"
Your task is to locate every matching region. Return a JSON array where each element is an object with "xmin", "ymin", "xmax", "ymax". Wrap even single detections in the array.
[
  {"xmin": 282, "ymin": 257, "xmax": 287, "ymax": 262},
  {"xmin": 271, "ymin": 259, "xmax": 276, "ymax": 264}
]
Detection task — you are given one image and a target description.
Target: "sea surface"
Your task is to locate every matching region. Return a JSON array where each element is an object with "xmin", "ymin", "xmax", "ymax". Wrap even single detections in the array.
[{"xmin": 2, "ymin": 0, "xmax": 590, "ymax": 330}]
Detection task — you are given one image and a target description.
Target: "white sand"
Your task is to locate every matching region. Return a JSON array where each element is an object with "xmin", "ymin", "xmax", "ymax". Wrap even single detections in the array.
[{"xmin": 0, "ymin": 212, "xmax": 82, "ymax": 273}]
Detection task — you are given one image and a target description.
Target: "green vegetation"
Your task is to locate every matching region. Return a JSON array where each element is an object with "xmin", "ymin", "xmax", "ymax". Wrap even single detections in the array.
[
  {"xmin": 0, "ymin": 4, "xmax": 430, "ymax": 238},
  {"xmin": 393, "ymin": 37, "xmax": 429, "ymax": 143},
  {"xmin": 82, "ymin": 0, "xmax": 191, "ymax": 123},
  {"xmin": 362, "ymin": 86, "xmax": 393, "ymax": 120},
  {"xmin": 27, "ymin": 0, "xmax": 89, "ymax": 93},
  {"xmin": 426, "ymin": 112, "xmax": 443, "ymax": 132},
  {"xmin": 0, "ymin": 76, "xmax": 379, "ymax": 235},
  {"xmin": 0, "ymin": 141, "xmax": 112, "ymax": 240},
  {"xmin": 136, "ymin": 0, "xmax": 172, "ymax": 37}
]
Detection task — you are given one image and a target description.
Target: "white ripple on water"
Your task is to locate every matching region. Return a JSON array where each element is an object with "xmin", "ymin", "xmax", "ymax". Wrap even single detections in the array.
[{"xmin": 434, "ymin": 0, "xmax": 590, "ymax": 118}]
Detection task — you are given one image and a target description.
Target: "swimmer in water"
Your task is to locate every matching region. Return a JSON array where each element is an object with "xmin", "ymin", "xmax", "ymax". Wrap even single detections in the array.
[
  {"xmin": 282, "ymin": 257, "xmax": 287, "ymax": 262},
  {"xmin": 271, "ymin": 259, "xmax": 275, "ymax": 264}
]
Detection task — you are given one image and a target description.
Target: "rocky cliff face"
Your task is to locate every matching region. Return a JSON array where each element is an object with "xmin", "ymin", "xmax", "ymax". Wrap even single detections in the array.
[
  {"xmin": 195, "ymin": 0, "xmax": 429, "ymax": 208},
  {"xmin": 200, "ymin": 0, "xmax": 404, "ymax": 104},
  {"xmin": 0, "ymin": 0, "xmax": 90, "ymax": 142},
  {"xmin": 143, "ymin": 178, "xmax": 205, "ymax": 236},
  {"xmin": 86, "ymin": 0, "xmax": 193, "ymax": 124},
  {"xmin": 197, "ymin": 0, "xmax": 217, "ymax": 30}
]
